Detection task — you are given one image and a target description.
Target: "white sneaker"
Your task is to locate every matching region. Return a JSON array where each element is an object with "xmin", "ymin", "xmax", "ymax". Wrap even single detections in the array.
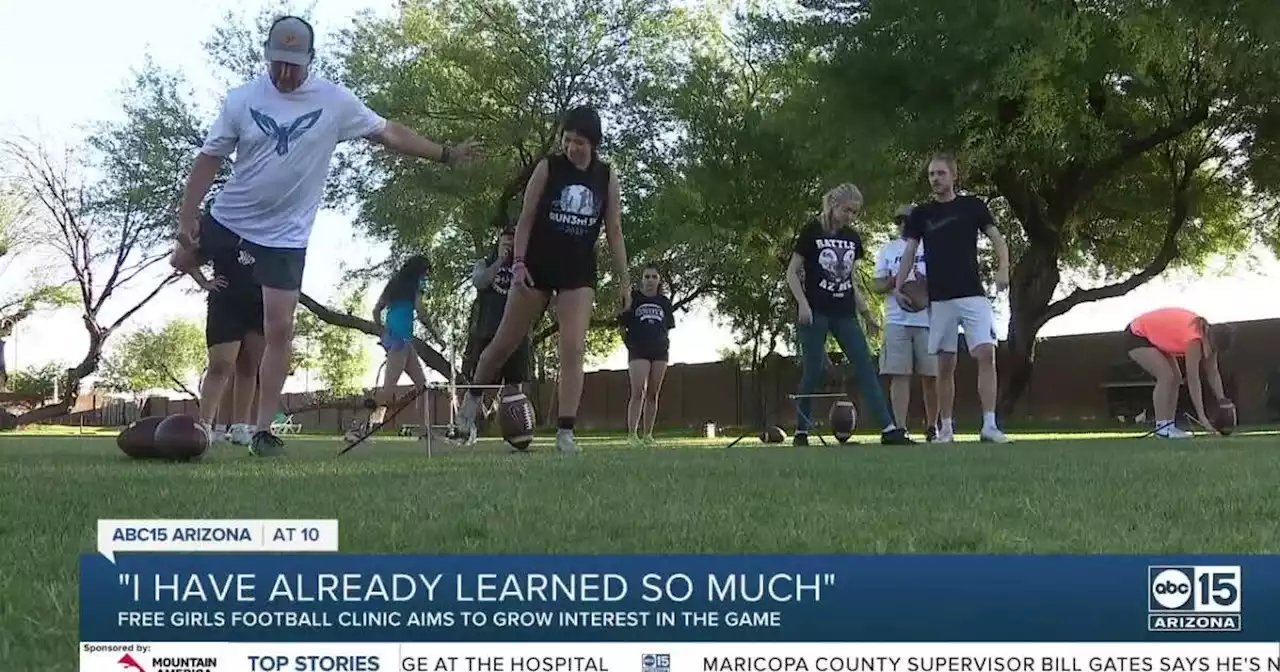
[
  {"xmin": 934, "ymin": 427, "xmax": 955, "ymax": 443},
  {"xmin": 456, "ymin": 394, "xmax": 481, "ymax": 434},
  {"xmin": 229, "ymin": 424, "xmax": 256, "ymax": 446},
  {"xmin": 1156, "ymin": 423, "xmax": 1191, "ymax": 439},
  {"xmin": 556, "ymin": 429, "xmax": 580, "ymax": 453},
  {"xmin": 980, "ymin": 426, "xmax": 1011, "ymax": 443}
]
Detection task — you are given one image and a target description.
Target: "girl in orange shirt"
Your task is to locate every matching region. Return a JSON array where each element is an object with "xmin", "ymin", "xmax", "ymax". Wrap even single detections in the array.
[{"xmin": 1124, "ymin": 307, "xmax": 1234, "ymax": 438}]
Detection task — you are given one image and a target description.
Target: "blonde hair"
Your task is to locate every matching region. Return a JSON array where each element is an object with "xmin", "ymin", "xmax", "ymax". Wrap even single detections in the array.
[{"xmin": 820, "ymin": 183, "xmax": 863, "ymax": 232}]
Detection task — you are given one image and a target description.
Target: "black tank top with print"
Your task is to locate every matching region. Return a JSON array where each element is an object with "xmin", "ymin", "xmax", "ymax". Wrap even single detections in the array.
[{"xmin": 527, "ymin": 153, "xmax": 611, "ymax": 273}]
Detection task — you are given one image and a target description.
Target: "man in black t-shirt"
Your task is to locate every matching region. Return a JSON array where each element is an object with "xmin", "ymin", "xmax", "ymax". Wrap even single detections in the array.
[
  {"xmin": 893, "ymin": 153, "xmax": 1011, "ymax": 444},
  {"xmin": 465, "ymin": 229, "xmax": 530, "ymax": 388}
]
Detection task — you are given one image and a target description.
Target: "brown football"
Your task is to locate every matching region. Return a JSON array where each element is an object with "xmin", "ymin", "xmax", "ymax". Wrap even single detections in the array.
[
  {"xmin": 117, "ymin": 416, "xmax": 164, "ymax": 459},
  {"xmin": 152, "ymin": 414, "xmax": 211, "ymax": 461},
  {"xmin": 899, "ymin": 278, "xmax": 929, "ymax": 313},
  {"xmin": 1212, "ymin": 400, "xmax": 1238, "ymax": 436},
  {"xmin": 829, "ymin": 401, "xmax": 857, "ymax": 443},
  {"xmin": 499, "ymin": 387, "xmax": 536, "ymax": 450}
]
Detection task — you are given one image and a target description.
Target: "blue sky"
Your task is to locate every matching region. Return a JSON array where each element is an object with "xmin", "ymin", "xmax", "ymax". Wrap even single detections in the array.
[{"xmin": 1, "ymin": 0, "xmax": 1277, "ymax": 395}]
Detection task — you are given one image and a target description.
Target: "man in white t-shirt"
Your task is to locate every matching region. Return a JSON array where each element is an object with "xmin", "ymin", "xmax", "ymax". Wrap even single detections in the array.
[
  {"xmin": 873, "ymin": 205, "xmax": 939, "ymax": 441},
  {"xmin": 171, "ymin": 16, "xmax": 483, "ymax": 457}
]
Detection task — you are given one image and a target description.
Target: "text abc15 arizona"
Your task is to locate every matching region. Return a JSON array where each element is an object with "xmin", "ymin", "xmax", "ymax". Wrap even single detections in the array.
[{"xmin": 1148, "ymin": 565, "xmax": 1242, "ymax": 632}]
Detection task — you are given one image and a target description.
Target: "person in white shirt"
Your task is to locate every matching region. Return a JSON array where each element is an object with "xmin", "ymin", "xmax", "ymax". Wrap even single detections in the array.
[
  {"xmin": 172, "ymin": 16, "xmax": 483, "ymax": 457},
  {"xmin": 873, "ymin": 205, "xmax": 939, "ymax": 442}
]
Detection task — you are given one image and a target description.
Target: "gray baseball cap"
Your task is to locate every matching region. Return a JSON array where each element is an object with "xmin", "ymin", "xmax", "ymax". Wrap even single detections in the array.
[{"xmin": 264, "ymin": 17, "xmax": 314, "ymax": 66}]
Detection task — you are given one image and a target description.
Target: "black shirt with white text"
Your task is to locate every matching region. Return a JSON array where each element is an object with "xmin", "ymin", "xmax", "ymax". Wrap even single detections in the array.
[
  {"xmin": 793, "ymin": 218, "xmax": 865, "ymax": 317},
  {"xmin": 621, "ymin": 290, "xmax": 675, "ymax": 350}
]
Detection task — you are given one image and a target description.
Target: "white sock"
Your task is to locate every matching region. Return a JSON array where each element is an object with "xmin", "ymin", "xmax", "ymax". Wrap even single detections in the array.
[
  {"xmin": 882, "ymin": 424, "xmax": 896, "ymax": 433},
  {"xmin": 1155, "ymin": 419, "xmax": 1173, "ymax": 433},
  {"xmin": 940, "ymin": 418, "xmax": 954, "ymax": 432},
  {"xmin": 983, "ymin": 412, "xmax": 997, "ymax": 430}
]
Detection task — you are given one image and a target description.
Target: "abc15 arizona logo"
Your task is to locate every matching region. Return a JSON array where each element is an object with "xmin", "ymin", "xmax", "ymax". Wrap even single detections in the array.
[{"xmin": 1148, "ymin": 565, "xmax": 1242, "ymax": 632}]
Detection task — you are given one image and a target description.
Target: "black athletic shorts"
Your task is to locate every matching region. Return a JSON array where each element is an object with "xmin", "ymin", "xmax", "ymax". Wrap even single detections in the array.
[
  {"xmin": 202, "ymin": 214, "xmax": 307, "ymax": 291},
  {"xmin": 626, "ymin": 338, "xmax": 669, "ymax": 363},
  {"xmin": 1123, "ymin": 325, "xmax": 1157, "ymax": 352},
  {"xmin": 464, "ymin": 335, "xmax": 531, "ymax": 385},
  {"xmin": 526, "ymin": 255, "xmax": 596, "ymax": 293},
  {"xmin": 206, "ymin": 293, "xmax": 264, "ymax": 348}
]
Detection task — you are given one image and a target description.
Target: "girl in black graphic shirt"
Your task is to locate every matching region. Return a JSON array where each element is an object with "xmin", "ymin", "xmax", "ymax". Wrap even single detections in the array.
[
  {"xmin": 620, "ymin": 264, "xmax": 676, "ymax": 446},
  {"xmin": 785, "ymin": 183, "xmax": 912, "ymax": 446},
  {"xmin": 455, "ymin": 106, "xmax": 631, "ymax": 453}
]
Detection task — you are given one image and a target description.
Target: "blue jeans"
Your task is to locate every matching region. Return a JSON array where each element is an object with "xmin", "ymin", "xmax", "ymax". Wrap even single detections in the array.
[{"xmin": 796, "ymin": 313, "xmax": 893, "ymax": 432}]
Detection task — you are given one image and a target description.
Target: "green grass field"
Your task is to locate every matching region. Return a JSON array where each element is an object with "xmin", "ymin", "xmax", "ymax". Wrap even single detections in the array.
[{"xmin": 2, "ymin": 426, "xmax": 1279, "ymax": 669}]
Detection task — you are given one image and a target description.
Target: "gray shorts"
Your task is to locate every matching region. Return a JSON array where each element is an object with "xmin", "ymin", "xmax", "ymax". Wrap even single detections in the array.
[{"xmin": 879, "ymin": 323, "xmax": 937, "ymax": 376}]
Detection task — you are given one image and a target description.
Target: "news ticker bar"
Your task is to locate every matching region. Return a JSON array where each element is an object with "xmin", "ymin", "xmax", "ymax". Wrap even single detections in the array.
[{"xmin": 79, "ymin": 642, "xmax": 1280, "ymax": 672}]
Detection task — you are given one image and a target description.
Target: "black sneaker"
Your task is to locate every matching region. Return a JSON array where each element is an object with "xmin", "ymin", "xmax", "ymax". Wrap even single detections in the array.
[
  {"xmin": 250, "ymin": 430, "xmax": 286, "ymax": 457},
  {"xmin": 881, "ymin": 427, "xmax": 915, "ymax": 445},
  {"xmin": 926, "ymin": 426, "xmax": 938, "ymax": 443},
  {"xmin": 792, "ymin": 432, "xmax": 810, "ymax": 446}
]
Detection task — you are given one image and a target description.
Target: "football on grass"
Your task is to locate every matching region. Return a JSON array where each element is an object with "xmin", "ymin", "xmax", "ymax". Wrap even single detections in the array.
[
  {"xmin": 153, "ymin": 414, "xmax": 210, "ymax": 461},
  {"xmin": 117, "ymin": 416, "xmax": 164, "ymax": 459},
  {"xmin": 499, "ymin": 387, "xmax": 535, "ymax": 450},
  {"xmin": 1212, "ymin": 400, "xmax": 1238, "ymax": 436},
  {"xmin": 829, "ymin": 401, "xmax": 857, "ymax": 443}
]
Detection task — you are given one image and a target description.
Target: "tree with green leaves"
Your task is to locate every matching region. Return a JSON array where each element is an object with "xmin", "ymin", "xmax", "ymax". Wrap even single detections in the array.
[
  {"xmin": 770, "ymin": 0, "xmax": 1280, "ymax": 412},
  {"xmin": 0, "ymin": 186, "xmax": 78, "ymax": 337},
  {"xmin": 294, "ymin": 283, "xmax": 371, "ymax": 397},
  {"xmin": 0, "ymin": 59, "xmax": 201, "ymax": 423},
  {"xmin": 5, "ymin": 362, "xmax": 68, "ymax": 411},
  {"xmin": 652, "ymin": 17, "xmax": 892, "ymax": 376},
  {"xmin": 99, "ymin": 320, "xmax": 206, "ymax": 398},
  {"xmin": 330, "ymin": 0, "xmax": 717, "ymax": 367}
]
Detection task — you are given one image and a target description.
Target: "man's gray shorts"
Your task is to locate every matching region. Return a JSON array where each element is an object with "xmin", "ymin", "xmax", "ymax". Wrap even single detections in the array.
[{"xmin": 879, "ymin": 323, "xmax": 937, "ymax": 376}]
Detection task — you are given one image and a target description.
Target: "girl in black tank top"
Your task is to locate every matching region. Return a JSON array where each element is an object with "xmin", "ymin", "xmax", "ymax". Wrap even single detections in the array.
[{"xmin": 454, "ymin": 106, "xmax": 632, "ymax": 454}]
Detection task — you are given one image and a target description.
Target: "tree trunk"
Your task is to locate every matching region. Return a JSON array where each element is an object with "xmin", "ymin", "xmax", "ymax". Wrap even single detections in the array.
[{"xmin": 997, "ymin": 242, "xmax": 1061, "ymax": 417}]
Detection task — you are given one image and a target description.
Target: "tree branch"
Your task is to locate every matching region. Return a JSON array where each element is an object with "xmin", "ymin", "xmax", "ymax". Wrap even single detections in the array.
[
  {"xmin": 1041, "ymin": 158, "xmax": 1198, "ymax": 324},
  {"xmin": 105, "ymin": 272, "xmax": 181, "ymax": 334},
  {"xmin": 162, "ymin": 365, "xmax": 199, "ymax": 401},
  {"xmin": 298, "ymin": 292, "xmax": 453, "ymax": 379},
  {"xmin": 1076, "ymin": 103, "xmax": 1211, "ymax": 195}
]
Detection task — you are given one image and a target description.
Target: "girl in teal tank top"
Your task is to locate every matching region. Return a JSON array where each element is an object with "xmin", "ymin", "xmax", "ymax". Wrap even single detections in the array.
[{"xmin": 365, "ymin": 255, "xmax": 432, "ymax": 435}]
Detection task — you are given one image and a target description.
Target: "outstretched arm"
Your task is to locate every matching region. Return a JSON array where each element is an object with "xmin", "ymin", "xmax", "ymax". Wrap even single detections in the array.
[
  {"xmin": 369, "ymin": 122, "xmax": 458, "ymax": 164},
  {"xmin": 1184, "ymin": 342, "xmax": 1215, "ymax": 432},
  {"xmin": 1205, "ymin": 355, "xmax": 1228, "ymax": 401}
]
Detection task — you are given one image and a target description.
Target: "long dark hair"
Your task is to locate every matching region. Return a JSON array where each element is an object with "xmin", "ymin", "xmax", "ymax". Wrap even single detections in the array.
[{"xmin": 381, "ymin": 254, "xmax": 431, "ymax": 304}]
